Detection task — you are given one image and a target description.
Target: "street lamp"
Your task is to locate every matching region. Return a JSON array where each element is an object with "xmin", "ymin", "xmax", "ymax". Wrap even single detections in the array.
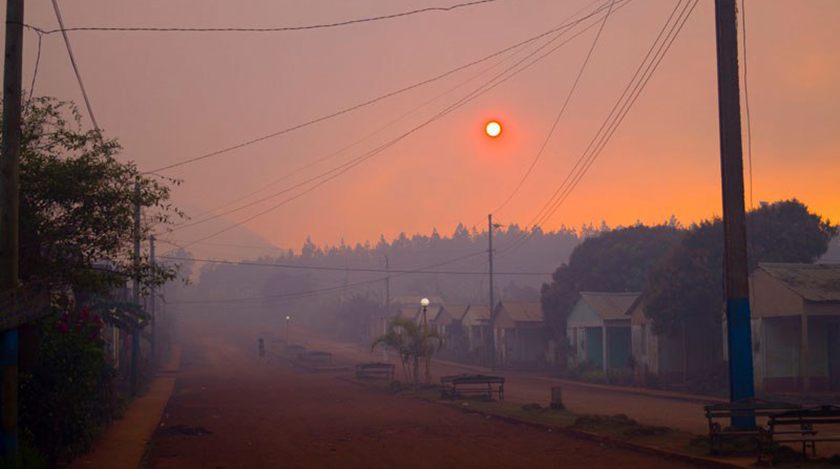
[
  {"xmin": 285, "ymin": 315, "xmax": 291, "ymax": 343},
  {"xmin": 420, "ymin": 297, "xmax": 430, "ymax": 337}
]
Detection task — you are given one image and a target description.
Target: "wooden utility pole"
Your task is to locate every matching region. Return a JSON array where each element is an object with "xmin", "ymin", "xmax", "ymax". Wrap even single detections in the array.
[
  {"xmin": 384, "ymin": 255, "xmax": 390, "ymax": 314},
  {"xmin": 0, "ymin": 0, "xmax": 24, "ymax": 457},
  {"xmin": 714, "ymin": 0, "xmax": 755, "ymax": 427},
  {"xmin": 150, "ymin": 235, "xmax": 156, "ymax": 365},
  {"xmin": 488, "ymin": 214, "xmax": 496, "ymax": 370},
  {"xmin": 131, "ymin": 179, "xmax": 141, "ymax": 394}
]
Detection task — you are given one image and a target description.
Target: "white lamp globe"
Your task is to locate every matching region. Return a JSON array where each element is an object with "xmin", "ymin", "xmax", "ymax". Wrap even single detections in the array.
[{"xmin": 420, "ymin": 298, "xmax": 430, "ymax": 307}]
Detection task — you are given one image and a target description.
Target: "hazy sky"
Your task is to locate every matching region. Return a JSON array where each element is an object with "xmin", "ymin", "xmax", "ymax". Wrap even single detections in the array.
[{"xmin": 12, "ymin": 0, "xmax": 840, "ymax": 258}]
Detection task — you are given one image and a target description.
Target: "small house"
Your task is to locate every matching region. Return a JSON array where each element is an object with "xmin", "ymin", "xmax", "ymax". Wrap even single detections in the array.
[
  {"xmin": 493, "ymin": 301, "xmax": 546, "ymax": 369},
  {"xmin": 749, "ymin": 263, "xmax": 840, "ymax": 393},
  {"xmin": 567, "ymin": 292, "xmax": 636, "ymax": 373},
  {"xmin": 460, "ymin": 304, "xmax": 494, "ymax": 366},
  {"xmin": 628, "ymin": 299, "xmax": 685, "ymax": 386}
]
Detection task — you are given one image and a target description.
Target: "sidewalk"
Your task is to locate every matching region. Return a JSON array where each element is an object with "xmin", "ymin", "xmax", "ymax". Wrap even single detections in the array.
[
  {"xmin": 432, "ymin": 357, "xmax": 728, "ymax": 405},
  {"xmin": 70, "ymin": 347, "xmax": 181, "ymax": 469}
]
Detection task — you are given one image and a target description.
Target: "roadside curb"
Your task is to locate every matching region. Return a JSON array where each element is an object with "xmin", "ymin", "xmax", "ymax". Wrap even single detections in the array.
[
  {"xmin": 340, "ymin": 375, "xmax": 748, "ymax": 469},
  {"xmin": 432, "ymin": 357, "xmax": 727, "ymax": 406}
]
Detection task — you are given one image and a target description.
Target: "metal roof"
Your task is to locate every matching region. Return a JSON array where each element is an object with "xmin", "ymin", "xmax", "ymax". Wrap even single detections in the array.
[
  {"xmin": 578, "ymin": 292, "xmax": 641, "ymax": 320},
  {"xmin": 758, "ymin": 263, "xmax": 840, "ymax": 302},
  {"xmin": 498, "ymin": 301, "xmax": 543, "ymax": 322}
]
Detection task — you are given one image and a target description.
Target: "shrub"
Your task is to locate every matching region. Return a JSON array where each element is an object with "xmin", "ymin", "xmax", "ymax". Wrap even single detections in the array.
[{"xmin": 19, "ymin": 300, "xmax": 114, "ymax": 463}]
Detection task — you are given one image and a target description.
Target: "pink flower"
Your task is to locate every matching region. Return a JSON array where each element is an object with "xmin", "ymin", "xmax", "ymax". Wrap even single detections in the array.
[{"xmin": 58, "ymin": 322, "xmax": 69, "ymax": 334}]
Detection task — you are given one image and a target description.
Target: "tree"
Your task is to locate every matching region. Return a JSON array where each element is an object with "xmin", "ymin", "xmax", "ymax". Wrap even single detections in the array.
[
  {"xmin": 540, "ymin": 225, "xmax": 684, "ymax": 374},
  {"xmin": 371, "ymin": 317, "xmax": 441, "ymax": 386},
  {"xmin": 13, "ymin": 97, "xmax": 182, "ymax": 295},
  {"xmin": 643, "ymin": 199, "xmax": 837, "ymax": 378}
]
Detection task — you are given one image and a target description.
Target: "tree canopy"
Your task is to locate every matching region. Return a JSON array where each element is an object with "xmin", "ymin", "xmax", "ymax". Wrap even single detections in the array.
[
  {"xmin": 12, "ymin": 97, "xmax": 182, "ymax": 295},
  {"xmin": 644, "ymin": 199, "xmax": 837, "ymax": 337}
]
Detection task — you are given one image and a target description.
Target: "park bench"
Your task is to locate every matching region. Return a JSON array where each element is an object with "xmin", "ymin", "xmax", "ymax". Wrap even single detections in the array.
[
  {"xmin": 285, "ymin": 344, "xmax": 305, "ymax": 358},
  {"xmin": 704, "ymin": 398, "xmax": 801, "ymax": 454},
  {"xmin": 757, "ymin": 405, "xmax": 840, "ymax": 465},
  {"xmin": 440, "ymin": 374, "xmax": 505, "ymax": 400},
  {"xmin": 303, "ymin": 351, "xmax": 332, "ymax": 364},
  {"xmin": 355, "ymin": 362, "xmax": 395, "ymax": 380}
]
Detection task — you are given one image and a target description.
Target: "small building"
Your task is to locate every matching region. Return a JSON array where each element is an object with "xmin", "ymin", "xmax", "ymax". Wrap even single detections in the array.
[
  {"xmin": 628, "ymin": 299, "xmax": 685, "ymax": 386},
  {"xmin": 461, "ymin": 304, "xmax": 493, "ymax": 351},
  {"xmin": 567, "ymin": 292, "xmax": 636, "ymax": 373},
  {"xmin": 749, "ymin": 263, "xmax": 840, "ymax": 393},
  {"xmin": 493, "ymin": 301, "xmax": 546, "ymax": 369}
]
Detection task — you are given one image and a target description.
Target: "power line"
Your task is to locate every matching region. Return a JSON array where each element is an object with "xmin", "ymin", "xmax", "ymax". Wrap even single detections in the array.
[
  {"xmin": 182, "ymin": 34, "xmax": 534, "ymax": 223},
  {"xmin": 492, "ymin": 0, "xmax": 617, "ymax": 215},
  {"xmin": 499, "ymin": 0, "xmax": 698, "ymax": 256},
  {"xmin": 51, "ymin": 0, "xmax": 100, "ymax": 134},
  {"xmin": 158, "ymin": 255, "xmax": 551, "ymax": 276},
  {"xmin": 33, "ymin": 0, "xmax": 515, "ymax": 36},
  {"xmin": 144, "ymin": 0, "xmax": 621, "ymax": 174},
  {"xmin": 167, "ymin": 251, "xmax": 488, "ymax": 305},
  {"xmin": 166, "ymin": 0, "xmax": 631, "ymax": 249}
]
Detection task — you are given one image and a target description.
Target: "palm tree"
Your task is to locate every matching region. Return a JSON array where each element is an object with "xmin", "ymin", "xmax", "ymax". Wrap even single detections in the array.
[{"xmin": 372, "ymin": 317, "xmax": 442, "ymax": 387}]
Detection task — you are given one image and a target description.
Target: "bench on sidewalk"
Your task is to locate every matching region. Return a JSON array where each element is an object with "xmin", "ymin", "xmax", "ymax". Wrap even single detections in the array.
[
  {"xmin": 285, "ymin": 344, "xmax": 305, "ymax": 358},
  {"xmin": 303, "ymin": 351, "xmax": 332, "ymax": 364},
  {"xmin": 355, "ymin": 362, "xmax": 395, "ymax": 380},
  {"xmin": 704, "ymin": 398, "xmax": 801, "ymax": 454},
  {"xmin": 758, "ymin": 405, "xmax": 840, "ymax": 465},
  {"xmin": 440, "ymin": 374, "xmax": 504, "ymax": 400}
]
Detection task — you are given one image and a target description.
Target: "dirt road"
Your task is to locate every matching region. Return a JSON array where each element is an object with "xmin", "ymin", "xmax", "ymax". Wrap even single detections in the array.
[{"xmin": 149, "ymin": 317, "xmax": 701, "ymax": 469}]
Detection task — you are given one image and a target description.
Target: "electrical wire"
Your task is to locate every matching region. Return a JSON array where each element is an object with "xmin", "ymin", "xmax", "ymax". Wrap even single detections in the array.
[
  {"xmin": 144, "ymin": 0, "xmax": 621, "ymax": 174},
  {"xmin": 498, "ymin": 0, "xmax": 698, "ymax": 256},
  {"xmin": 35, "ymin": 0, "xmax": 514, "ymax": 36},
  {"xmin": 492, "ymin": 0, "xmax": 617, "ymax": 216},
  {"xmin": 166, "ymin": 0, "xmax": 632, "ymax": 250},
  {"xmin": 167, "ymin": 251, "xmax": 487, "ymax": 305},
  {"xmin": 157, "ymin": 255, "xmax": 551, "ymax": 276},
  {"xmin": 51, "ymin": 0, "xmax": 100, "ymax": 134}
]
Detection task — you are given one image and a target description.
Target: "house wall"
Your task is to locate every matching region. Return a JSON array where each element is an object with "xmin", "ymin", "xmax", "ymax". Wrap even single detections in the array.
[
  {"xmin": 606, "ymin": 326, "xmax": 631, "ymax": 370},
  {"xmin": 751, "ymin": 269, "xmax": 803, "ymax": 318},
  {"xmin": 758, "ymin": 315, "xmax": 834, "ymax": 392},
  {"xmin": 631, "ymin": 323, "xmax": 659, "ymax": 382}
]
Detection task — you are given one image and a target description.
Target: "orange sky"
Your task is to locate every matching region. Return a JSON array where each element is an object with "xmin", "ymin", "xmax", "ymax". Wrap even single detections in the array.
[{"xmin": 11, "ymin": 0, "xmax": 840, "ymax": 258}]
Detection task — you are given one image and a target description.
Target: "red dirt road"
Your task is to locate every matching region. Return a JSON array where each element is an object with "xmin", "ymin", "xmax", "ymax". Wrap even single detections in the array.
[{"xmin": 149, "ymin": 318, "xmax": 701, "ymax": 469}]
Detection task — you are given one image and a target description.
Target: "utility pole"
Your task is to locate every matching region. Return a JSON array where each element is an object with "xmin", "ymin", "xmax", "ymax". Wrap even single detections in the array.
[
  {"xmin": 150, "ymin": 235, "xmax": 156, "ymax": 366},
  {"xmin": 488, "ymin": 214, "xmax": 497, "ymax": 370},
  {"xmin": 714, "ymin": 0, "xmax": 755, "ymax": 428},
  {"xmin": 131, "ymin": 179, "xmax": 141, "ymax": 395},
  {"xmin": 384, "ymin": 255, "xmax": 390, "ymax": 313},
  {"xmin": 0, "ymin": 0, "xmax": 24, "ymax": 457}
]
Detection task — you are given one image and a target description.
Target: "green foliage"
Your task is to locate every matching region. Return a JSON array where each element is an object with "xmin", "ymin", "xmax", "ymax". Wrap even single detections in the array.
[
  {"xmin": 371, "ymin": 317, "xmax": 442, "ymax": 386},
  {"xmin": 644, "ymin": 199, "xmax": 837, "ymax": 337},
  {"xmin": 19, "ymin": 298, "xmax": 114, "ymax": 463},
  {"xmin": 541, "ymin": 225, "xmax": 684, "ymax": 372},
  {"xmin": 0, "ymin": 438, "xmax": 48, "ymax": 469},
  {"xmin": 12, "ymin": 97, "xmax": 183, "ymax": 295}
]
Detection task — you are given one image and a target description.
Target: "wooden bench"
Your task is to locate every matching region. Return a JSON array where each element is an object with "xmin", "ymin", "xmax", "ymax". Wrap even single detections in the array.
[
  {"xmin": 355, "ymin": 362, "xmax": 395, "ymax": 380},
  {"xmin": 285, "ymin": 344, "xmax": 305, "ymax": 358},
  {"xmin": 758, "ymin": 405, "xmax": 840, "ymax": 465},
  {"xmin": 303, "ymin": 351, "xmax": 332, "ymax": 364},
  {"xmin": 704, "ymin": 399, "xmax": 801, "ymax": 454},
  {"xmin": 440, "ymin": 374, "xmax": 505, "ymax": 400}
]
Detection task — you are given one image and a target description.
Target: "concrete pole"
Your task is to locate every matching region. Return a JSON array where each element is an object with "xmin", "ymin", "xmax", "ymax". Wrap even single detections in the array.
[
  {"xmin": 714, "ymin": 0, "xmax": 755, "ymax": 427},
  {"xmin": 0, "ymin": 0, "xmax": 24, "ymax": 457},
  {"xmin": 150, "ymin": 235, "xmax": 156, "ymax": 365},
  {"xmin": 131, "ymin": 179, "xmax": 140, "ymax": 394}
]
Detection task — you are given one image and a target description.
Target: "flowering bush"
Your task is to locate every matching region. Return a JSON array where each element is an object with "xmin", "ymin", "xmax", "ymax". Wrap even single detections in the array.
[{"xmin": 20, "ymin": 296, "xmax": 115, "ymax": 463}]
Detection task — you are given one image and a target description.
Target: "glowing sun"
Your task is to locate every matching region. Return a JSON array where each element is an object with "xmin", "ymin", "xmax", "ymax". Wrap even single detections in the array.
[{"xmin": 485, "ymin": 121, "xmax": 502, "ymax": 138}]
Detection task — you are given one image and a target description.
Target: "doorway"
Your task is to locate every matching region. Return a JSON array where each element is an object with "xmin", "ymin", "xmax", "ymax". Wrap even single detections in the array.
[{"xmin": 829, "ymin": 323, "xmax": 840, "ymax": 392}]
